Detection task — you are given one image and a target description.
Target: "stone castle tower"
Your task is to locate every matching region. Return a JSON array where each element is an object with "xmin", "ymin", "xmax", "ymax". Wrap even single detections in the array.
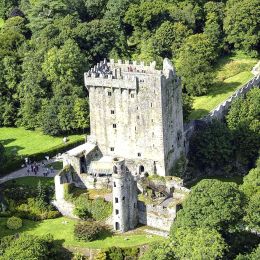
[
  {"xmin": 84, "ymin": 58, "xmax": 184, "ymax": 176},
  {"xmin": 112, "ymin": 158, "xmax": 138, "ymax": 232}
]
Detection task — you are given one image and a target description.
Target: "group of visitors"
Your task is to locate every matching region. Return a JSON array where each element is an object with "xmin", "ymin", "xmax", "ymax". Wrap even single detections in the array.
[{"xmin": 24, "ymin": 157, "xmax": 54, "ymax": 177}]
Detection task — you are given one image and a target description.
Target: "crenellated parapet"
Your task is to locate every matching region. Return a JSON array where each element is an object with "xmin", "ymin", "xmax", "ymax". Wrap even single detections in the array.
[{"xmin": 84, "ymin": 58, "xmax": 179, "ymax": 90}]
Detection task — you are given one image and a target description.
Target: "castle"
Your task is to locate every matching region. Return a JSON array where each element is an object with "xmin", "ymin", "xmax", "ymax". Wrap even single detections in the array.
[{"xmin": 55, "ymin": 58, "xmax": 185, "ymax": 232}]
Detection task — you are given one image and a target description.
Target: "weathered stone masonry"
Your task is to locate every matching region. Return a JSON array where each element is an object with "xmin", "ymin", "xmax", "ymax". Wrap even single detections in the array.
[{"xmin": 55, "ymin": 58, "xmax": 185, "ymax": 232}]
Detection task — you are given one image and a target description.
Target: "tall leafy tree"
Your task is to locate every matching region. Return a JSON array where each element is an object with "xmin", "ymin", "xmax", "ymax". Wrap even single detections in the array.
[
  {"xmin": 224, "ymin": 0, "xmax": 260, "ymax": 56},
  {"xmin": 176, "ymin": 33, "xmax": 216, "ymax": 95},
  {"xmin": 171, "ymin": 180, "xmax": 244, "ymax": 232},
  {"xmin": 172, "ymin": 227, "xmax": 227, "ymax": 260}
]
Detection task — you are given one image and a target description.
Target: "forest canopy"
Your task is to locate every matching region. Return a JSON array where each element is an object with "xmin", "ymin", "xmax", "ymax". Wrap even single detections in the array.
[{"xmin": 0, "ymin": 0, "xmax": 259, "ymax": 135}]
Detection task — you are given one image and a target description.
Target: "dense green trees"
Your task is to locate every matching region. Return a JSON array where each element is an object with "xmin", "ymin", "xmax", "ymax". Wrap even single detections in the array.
[
  {"xmin": 0, "ymin": 234, "xmax": 64, "ymax": 259},
  {"xmin": 224, "ymin": 0, "xmax": 260, "ymax": 56},
  {"xmin": 172, "ymin": 227, "xmax": 227, "ymax": 259},
  {"xmin": 0, "ymin": 0, "xmax": 259, "ymax": 131},
  {"xmin": 176, "ymin": 33, "xmax": 216, "ymax": 95},
  {"xmin": 171, "ymin": 180, "xmax": 244, "ymax": 232},
  {"xmin": 226, "ymin": 88, "xmax": 260, "ymax": 168}
]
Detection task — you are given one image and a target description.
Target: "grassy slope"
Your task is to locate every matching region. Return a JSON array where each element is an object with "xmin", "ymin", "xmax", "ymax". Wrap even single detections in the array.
[
  {"xmin": 0, "ymin": 127, "xmax": 84, "ymax": 158},
  {"xmin": 189, "ymin": 53, "xmax": 258, "ymax": 120},
  {"xmin": 3, "ymin": 176, "xmax": 54, "ymax": 188},
  {"xmin": 0, "ymin": 217, "xmax": 162, "ymax": 249}
]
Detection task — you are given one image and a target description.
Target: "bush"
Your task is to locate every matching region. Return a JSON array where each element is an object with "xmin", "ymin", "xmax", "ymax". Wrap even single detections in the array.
[
  {"xmin": 6, "ymin": 216, "xmax": 22, "ymax": 230},
  {"xmin": 16, "ymin": 198, "xmax": 60, "ymax": 220},
  {"xmin": 74, "ymin": 194, "xmax": 112, "ymax": 221},
  {"xmin": 74, "ymin": 221, "xmax": 108, "ymax": 242}
]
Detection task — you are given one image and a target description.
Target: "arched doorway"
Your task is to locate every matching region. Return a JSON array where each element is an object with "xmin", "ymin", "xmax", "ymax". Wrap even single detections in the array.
[{"xmin": 139, "ymin": 165, "xmax": 145, "ymax": 174}]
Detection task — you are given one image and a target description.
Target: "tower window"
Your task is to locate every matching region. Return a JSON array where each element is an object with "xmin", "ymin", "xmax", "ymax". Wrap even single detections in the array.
[
  {"xmin": 115, "ymin": 209, "xmax": 119, "ymax": 215},
  {"xmin": 152, "ymin": 132, "xmax": 154, "ymax": 137},
  {"xmin": 137, "ymin": 116, "xmax": 140, "ymax": 119},
  {"xmin": 113, "ymin": 124, "xmax": 117, "ymax": 128},
  {"xmin": 138, "ymin": 153, "xmax": 141, "ymax": 157},
  {"xmin": 114, "ymin": 182, "xmax": 116, "ymax": 187},
  {"xmin": 115, "ymin": 197, "xmax": 119, "ymax": 203},
  {"xmin": 110, "ymin": 147, "xmax": 114, "ymax": 151},
  {"xmin": 151, "ymin": 119, "xmax": 154, "ymax": 123},
  {"xmin": 131, "ymin": 94, "xmax": 135, "ymax": 98},
  {"xmin": 108, "ymin": 91, "xmax": 112, "ymax": 96},
  {"xmin": 151, "ymin": 103, "xmax": 153, "ymax": 107},
  {"xmin": 111, "ymin": 110, "xmax": 115, "ymax": 114},
  {"xmin": 122, "ymin": 196, "xmax": 125, "ymax": 201}
]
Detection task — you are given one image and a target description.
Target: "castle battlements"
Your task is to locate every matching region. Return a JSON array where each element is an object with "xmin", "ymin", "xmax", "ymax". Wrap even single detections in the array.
[{"xmin": 84, "ymin": 59, "xmax": 178, "ymax": 90}]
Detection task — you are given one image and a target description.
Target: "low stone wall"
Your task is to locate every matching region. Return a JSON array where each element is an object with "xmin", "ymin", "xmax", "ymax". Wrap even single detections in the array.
[
  {"xmin": 184, "ymin": 75, "xmax": 260, "ymax": 154},
  {"xmin": 137, "ymin": 202, "xmax": 176, "ymax": 231}
]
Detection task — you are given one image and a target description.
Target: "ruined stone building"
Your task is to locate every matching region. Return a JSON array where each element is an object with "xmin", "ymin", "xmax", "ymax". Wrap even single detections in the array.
[{"xmin": 55, "ymin": 58, "xmax": 185, "ymax": 232}]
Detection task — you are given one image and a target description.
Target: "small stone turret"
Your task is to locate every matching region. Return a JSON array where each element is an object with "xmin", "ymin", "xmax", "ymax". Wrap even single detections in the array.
[{"xmin": 112, "ymin": 158, "xmax": 138, "ymax": 232}]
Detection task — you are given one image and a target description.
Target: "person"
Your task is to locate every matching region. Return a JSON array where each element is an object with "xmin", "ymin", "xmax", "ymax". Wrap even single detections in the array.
[
  {"xmin": 50, "ymin": 166, "xmax": 54, "ymax": 174},
  {"xmin": 63, "ymin": 137, "xmax": 67, "ymax": 144}
]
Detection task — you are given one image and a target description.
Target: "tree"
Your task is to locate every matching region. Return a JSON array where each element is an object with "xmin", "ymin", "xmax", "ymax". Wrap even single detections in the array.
[
  {"xmin": 189, "ymin": 120, "xmax": 234, "ymax": 171},
  {"xmin": 224, "ymin": 0, "xmax": 260, "ymax": 56},
  {"xmin": 171, "ymin": 180, "xmax": 244, "ymax": 232},
  {"xmin": 204, "ymin": 1, "xmax": 225, "ymax": 51},
  {"xmin": 172, "ymin": 227, "xmax": 227, "ymax": 260},
  {"xmin": 0, "ymin": 234, "xmax": 57, "ymax": 259},
  {"xmin": 42, "ymin": 39, "xmax": 85, "ymax": 87},
  {"xmin": 140, "ymin": 241, "xmax": 175, "ymax": 260},
  {"xmin": 176, "ymin": 33, "xmax": 216, "ymax": 95},
  {"xmin": 152, "ymin": 21, "xmax": 192, "ymax": 58},
  {"xmin": 243, "ymin": 191, "xmax": 260, "ymax": 233},
  {"xmin": 0, "ymin": 142, "xmax": 5, "ymax": 166},
  {"xmin": 226, "ymin": 88, "xmax": 260, "ymax": 168},
  {"xmin": 41, "ymin": 98, "xmax": 62, "ymax": 136},
  {"xmin": 73, "ymin": 98, "xmax": 90, "ymax": 132},
  {"xmin": 240, "ymin": 167, "xmax": 260, "ymax": 199},
  {"xmin": 182, "ymin": 93, "xmax": 193, "ymax": 121}
]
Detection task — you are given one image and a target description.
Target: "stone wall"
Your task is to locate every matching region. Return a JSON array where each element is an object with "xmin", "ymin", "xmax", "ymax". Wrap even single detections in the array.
[
  {"xmin": 137, "ymin": 201, "xmax": 176, "ymax": 231},
  {"xmin": 85, "ymin": 58, "xmax": 184, "ymax": 176},
  {"xmin": 184, "ymin": 75, "xmax": 260, "ymax": 154}
]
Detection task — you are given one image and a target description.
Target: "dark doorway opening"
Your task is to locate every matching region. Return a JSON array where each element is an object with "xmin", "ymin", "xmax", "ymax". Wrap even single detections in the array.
[
  {"xmin": 139, "ymin": 165, "xmax": 145, "ymax": 173},
  {"xmin": 115, "ymin": 222, "xmax": 120, "ymax": 230}
]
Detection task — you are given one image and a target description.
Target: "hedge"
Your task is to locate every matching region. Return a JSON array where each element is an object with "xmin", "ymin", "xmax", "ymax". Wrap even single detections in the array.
[{"xmin": 0, "ymin": 139, "xmax": 84, "ymax": 176}]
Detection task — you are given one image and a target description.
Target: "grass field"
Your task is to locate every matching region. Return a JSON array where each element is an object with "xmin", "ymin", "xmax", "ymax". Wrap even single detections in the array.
[
  {"xmin": 3, "ymin": 176, "xmax": 54, "ymax": 188},
  {"xmin": 0, "ymin": 127, "xmax": 84, "ymax": 158},
  {"xmin": 0, "ymin": 217, "xmax": 162, "ymax": 249},
  {"xmin": 189, "ymin": 53, "xmax": 258, "ymax": 120}
]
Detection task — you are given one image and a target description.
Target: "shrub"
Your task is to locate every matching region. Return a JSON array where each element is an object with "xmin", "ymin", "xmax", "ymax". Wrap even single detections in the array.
[
  {"xmin": 16, "ymin": 198, "xmax": 60, "ymax": 220},
  {"xmin": 6, "ymin": 216, "xmax": 22, "ymax": 230},
  {"xmin": 74, "ymin": 194, "xmax": 112, "ymax": 221},
  {"xmin": 74, "ymin": 221, "xmax": 108, "ymax": 242}
]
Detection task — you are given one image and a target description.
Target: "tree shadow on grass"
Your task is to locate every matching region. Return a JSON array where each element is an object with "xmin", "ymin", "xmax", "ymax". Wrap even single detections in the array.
[
  {"xmin": 0, "ymin": 138, "xmax": 24, "ymax": 158},
  {"xmin": 208, "ymin": 81, "xmax": 241, "ymax": 98},
  {"xmin": 0, "ymin": 217, "xmax": 41, "ymax": 238},
  {"xmin": 188, "ymin": 109, "xmax": 209, "ymax": 120}
]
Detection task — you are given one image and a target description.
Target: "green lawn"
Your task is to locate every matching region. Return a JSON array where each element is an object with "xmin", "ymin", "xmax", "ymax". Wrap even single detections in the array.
[
  {"xmin": 3, "ymin": 176, "xmax": 54, "ymax": 189},
  {"xmin": 0, "ymin": 217, "xmax": 163, "ymax": 249},
  {"xmin": 0, "ymin": 127, "xmax": 84, "ymax": 158},
  {"xmin": 189, "ymin": 53, "xmax": 258, "ymax": 120}
]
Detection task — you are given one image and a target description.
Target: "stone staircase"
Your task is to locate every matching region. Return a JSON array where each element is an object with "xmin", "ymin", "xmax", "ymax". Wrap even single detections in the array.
[{"xmin": 52, "ymin": 199, "xmax": 79, "ymax": 219}]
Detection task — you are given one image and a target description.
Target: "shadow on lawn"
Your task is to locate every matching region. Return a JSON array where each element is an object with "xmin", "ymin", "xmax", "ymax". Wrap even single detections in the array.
[
  {"xmin": 208, "ymin": 81, "xmax": 241, "ymax": 98},
  {"xmin": 188, "ymin": 109, "xmax": 209, "ymax": 120},
  {"xmin": 0, "ymin": 138, "xmax": 24, "ymax": 158},
  {"xmin": 0, "ymin": 217, "xmax": 41, "ymax": 238}
]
